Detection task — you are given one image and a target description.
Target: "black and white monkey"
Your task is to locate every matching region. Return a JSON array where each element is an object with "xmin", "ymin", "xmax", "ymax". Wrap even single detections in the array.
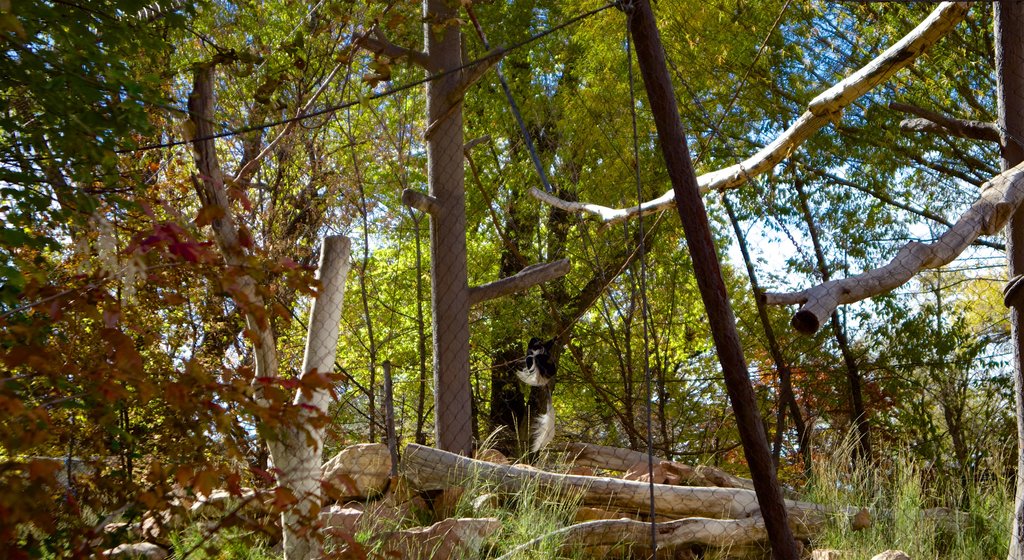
[{"xmin": 516, "ymin": 337, "xmax": 557, "ymax": 452}]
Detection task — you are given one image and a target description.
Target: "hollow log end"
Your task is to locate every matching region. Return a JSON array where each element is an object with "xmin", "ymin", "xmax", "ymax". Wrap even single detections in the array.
[{"xmin": 791, "ymin": 309, "xmax": 821, "ymax": 335}]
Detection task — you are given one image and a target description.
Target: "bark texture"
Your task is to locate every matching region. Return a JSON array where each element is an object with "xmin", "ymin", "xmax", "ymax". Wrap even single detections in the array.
[{"xmin": 424, "ymin": 0, "xmax": 472, "ymax": 455}]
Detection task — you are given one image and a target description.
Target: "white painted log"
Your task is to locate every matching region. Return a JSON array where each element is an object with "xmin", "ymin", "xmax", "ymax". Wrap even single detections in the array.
[{"xmin": 277, "ymin": 235, "xmax": 352, "ymax": 559}]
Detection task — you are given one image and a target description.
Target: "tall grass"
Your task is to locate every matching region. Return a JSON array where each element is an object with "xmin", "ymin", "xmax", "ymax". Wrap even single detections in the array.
[{"xmin": 803, "ymin": 434, "xmax": 1012, "ymax": 559}]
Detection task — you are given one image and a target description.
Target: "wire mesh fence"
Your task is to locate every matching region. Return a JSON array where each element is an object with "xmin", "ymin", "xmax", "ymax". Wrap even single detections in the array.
[{"xmin": 65, "ymin": 1, "xmax": 1007, "ymax": 558}]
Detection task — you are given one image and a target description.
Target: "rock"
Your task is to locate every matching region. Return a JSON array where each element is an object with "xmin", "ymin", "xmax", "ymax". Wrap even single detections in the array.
[
  {"xmin": 851, "ymin": 507, "xmax": 872, "ymax": 531},
  {"xmin": 811, "ymin": 550, "xmax": 848, "ymax": 560},
  {"xmin": 566, "ymin": 465, "xmax": 596, "ymax": 477},
  {"xmin": 189, "ymin": 488, "xmax": 260, "ymax": 516},
  {"xmin": 378, "ymin": 517, "xmax": 501, "ymax": 560},
  {"xmin": 623, "ymin": 460, "xmax": 661, "ymax": 482},
  {"xmin": 474, "ymin": 448, "xmax": 509, "ymax": 465},
  {"xmin": 623, "ymin": 460, "xmax": 706, "ymax": 486},
  {"xmin": 102, "ymin": 543, "xmax": 169, "ymax": 560},
  {"xmin": 322, "ymin": 443, "xmax": 392, "ymax": 499},
  {"xmin": 320, "ymin": 506, "xmax": 364, "ymax": 534},
  {"xmin": 470, "ymin": 493, "xmax": 500, "ymax": 514},
  {"xmin": 870, "ymin": 551, "xmax": 910, "ymax": 560},
  {"xmin": 432, "ymin": 487, "xmax": 464, "ymax": 519}
]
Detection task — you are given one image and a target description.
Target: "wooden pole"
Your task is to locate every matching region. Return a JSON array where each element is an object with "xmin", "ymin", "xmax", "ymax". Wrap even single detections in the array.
[
  {"xmin": 624, "ymin": 2, "xmax": 800, "ymax": 558},
  {"xmin": 997, "ymin": 2, "xmax": 1024, "ymax": 559},
  {"xmin": 424, "ymin": 0, "xmax": 473, "ymax": 455}
]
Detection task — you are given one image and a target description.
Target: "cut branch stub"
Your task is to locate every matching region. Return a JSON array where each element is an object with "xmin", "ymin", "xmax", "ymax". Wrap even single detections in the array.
[
  {"xmin": 402, "ymin": 189, "xmax": 441, "ymax": 215},
  {"xmin": 765, "ymin": 159, "xmax": 1024, "ymax": 334},
  {"xmin": 468, "ymin": 259, "xmax": 570, "ymax": 305}
]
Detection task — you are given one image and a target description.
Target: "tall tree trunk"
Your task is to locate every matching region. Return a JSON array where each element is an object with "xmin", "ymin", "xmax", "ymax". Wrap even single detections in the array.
[
  {"xmin": 424, "ymin": 0, "xmax": 472, "ymax": 455},
  {"xmin": 997, "ymin": 1, "xmax": 1024, "ymax": 558},
  {"xmin": 280, "ymin": 236, "xmax": 351, "ymax": 559},
  {"xmin": 410, "ymin": 209, "xmax": 430, "ymax": 446},
  {"xmin": 792, "ymin": 180, "xmax": 871, "ymax": 464},
  {"xmin": 626, "ymin": 2, "xmax": 799, "ymax": 558},
  {"xmin": 722, "ymin": 194, "xmax": 809, "ymax": 471}
]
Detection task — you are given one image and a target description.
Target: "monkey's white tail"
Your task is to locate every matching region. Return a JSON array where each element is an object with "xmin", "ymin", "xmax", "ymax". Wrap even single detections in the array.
[
  {"xmin": 516, "ymin": 365, "xmax": 548, "ymax": 387},
  {"xmin": 531, "ymin": 401, "xmax": 555, "ymax": 452}
]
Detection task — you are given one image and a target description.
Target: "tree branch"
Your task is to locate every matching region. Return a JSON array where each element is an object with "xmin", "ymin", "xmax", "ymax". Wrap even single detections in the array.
[
  {"xmin": 188, "ymin": 63, "xmax": 279, "ymax": 382},
  {"xmin": 530, "ymin": 2, "xmax": 970, "ymax": 224},
  {"xmin": 354, "ymin": 27, "xmax": 435, "ymax": 70},
  {"xmin": 232, "ymin": 61, "xmax": 347, "ymax": 185},
  {"xmin": 468, "ymin": 259, "xmax": 570, "ymax": 305},
  {"xmin": 890, "ymin": 101, "xmax": 1001, "ymax": 143},
  {"xmin": 763, "ymin": 159, "xmax": 1024, "ymax": 334}
]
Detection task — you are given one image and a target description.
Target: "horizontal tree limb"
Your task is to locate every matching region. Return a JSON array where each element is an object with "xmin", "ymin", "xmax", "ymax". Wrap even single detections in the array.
[
  {"xmin": 764, "ymin": 159, "xmax": 1024, "ymax": 334},
  {"xmin": 468, "ymin": 259, "xmax": 570, "ymax": 305},
  {"xmin": 463, "ymin": 135, "xmax": 491, "ymax": 153},
  {"xmin": 890, "ymin": 101, "xmax": 1001, "ymax": 143},
  {"xmin": 400, "ymin": 444, "xmax": 834, "ymax": 525},
  {"xmin": 529, "ymin": 2, "xmax": 969, "ymax": 225}
]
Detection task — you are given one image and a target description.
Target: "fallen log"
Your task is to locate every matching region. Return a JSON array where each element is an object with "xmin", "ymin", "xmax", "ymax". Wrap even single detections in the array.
[
  {"xmin": 558, "ymin": 442, "xmax": 755, "ymax": 490},
  {"xmin": 494, "ymin": 516, "xmax": 806, "ymax": 560},
  {"xmin": 401, "ymin": 444, "xmax": 832, "ymax": 527}
]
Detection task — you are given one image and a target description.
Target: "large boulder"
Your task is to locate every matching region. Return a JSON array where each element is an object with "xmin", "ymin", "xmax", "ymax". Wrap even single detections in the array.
[{"xmin": 322, "ymin": 443, "xmax": 392, "ymax": 499}]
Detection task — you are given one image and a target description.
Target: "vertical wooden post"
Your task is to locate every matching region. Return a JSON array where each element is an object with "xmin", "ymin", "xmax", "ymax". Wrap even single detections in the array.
[
  {"xmin": 997, "ymin": 2, "xmax": 1024, "ymax": 558},
  {"xmin": 625, "ymin": 1, "xmax": 799, "ymax": 558},
  {"xmin": 383, "ymin": 360, "xmax": 399, "ymax": 476},
  {"xmin": 424, "ymin": 0, "xmax": 473, "ymax": 455}
]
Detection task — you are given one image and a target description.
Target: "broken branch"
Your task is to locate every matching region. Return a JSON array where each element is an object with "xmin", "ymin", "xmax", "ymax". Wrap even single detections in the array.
[{"xmin": 402, "ymin": 189, "xmax": 441, "ymax": 215}]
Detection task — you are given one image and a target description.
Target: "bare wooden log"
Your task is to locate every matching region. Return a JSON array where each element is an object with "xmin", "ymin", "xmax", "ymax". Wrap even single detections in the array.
[
  {"xmin": 494, "ymin": 516, "xmax": 817, "ymax": 560},
  {"xmin": 401, "ymin": 444, "xmax": 831, "ymax": 524},
  {"xmin": 558, "ymin": 442, "xmax": 755, "ymax": 490},
  {"xmin": 529, "ymin": 2, "xmax": 969, "ymax": 225},
  {"xmin": 764, "ymin": 159, "xmax": 1024, "ymax": 334},
  {"xmin": 891, "ymin": 101, "xmax": 1001, "ymax": 143},
  {"xmin": 468, "ymin": 259, "xmax": 570, "ymax": 305}
]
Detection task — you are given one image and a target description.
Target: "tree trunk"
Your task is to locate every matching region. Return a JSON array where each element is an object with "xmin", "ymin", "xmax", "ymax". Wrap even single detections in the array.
[
  {"xmin": 792, "ymin": 179, "xmax": 871, "ymax": 464},
  {"xmin": 410, "ymin": 210, "xmax": 429, "ymax": 446},
  {"xmin": 625, "ymin": 2, "xmax": 800, "ymax": 558},
  {"xmin": 279, "ymin": 236, "xmax": 352, "ymax": 559},
  {"xmin": 424, "ymin": 0, "xmax": 472, "ymax": 455},
  {"xmin": 721, "ymin": 194, "xmax": 809, "ymax": 471},
  {"xmin": 997, "ymin": 1, "xmax": 1024, "ymax": 558}
]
